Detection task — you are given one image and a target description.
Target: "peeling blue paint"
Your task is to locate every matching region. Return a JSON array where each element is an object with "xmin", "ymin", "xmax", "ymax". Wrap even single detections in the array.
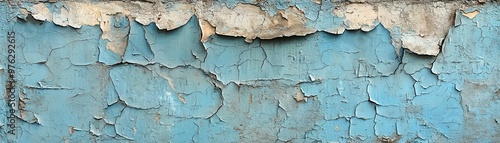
[
  {"xmin": 145, "ymin": 16, "xmax": 206, "ymax": 68},
  {"xmin": 98, "ymin": 14, "xmax": 129, "ymax": 65},
  {"xmin": 432, "ymin": 5, "xmax": 500, "ymax": 142},
  {"xmin": 1, "ymin": 2, "xmax": 499, "ymax": 143},
  {"xmin": 123, "ymin": 20, "xmax": 154, "ymax": 65}
]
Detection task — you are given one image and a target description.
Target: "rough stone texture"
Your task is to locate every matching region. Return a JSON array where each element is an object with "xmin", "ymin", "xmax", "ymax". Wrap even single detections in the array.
[{"xmin": 0, "ymin": 0, "xmax": 499, "ymax": 142}]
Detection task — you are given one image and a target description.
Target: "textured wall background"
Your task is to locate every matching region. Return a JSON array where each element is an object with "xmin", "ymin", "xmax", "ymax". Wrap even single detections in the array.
[{"xmin": 0, "ymin": 0, "xmax": 499, "ymax": 142}]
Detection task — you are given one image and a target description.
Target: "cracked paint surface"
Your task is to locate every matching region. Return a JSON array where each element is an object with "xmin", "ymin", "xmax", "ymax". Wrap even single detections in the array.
[{"xmin": 1, "ymin": 0, "xmax": 499, "ymax": 142}]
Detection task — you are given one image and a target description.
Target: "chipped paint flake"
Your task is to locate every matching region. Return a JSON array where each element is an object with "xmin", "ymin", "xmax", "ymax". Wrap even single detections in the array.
[
  {"xmin": 462, "ymin": 10, "xmax": 480, "ymax": 19},
  {"xmin": 199, "ymin": 18, "xmax": 215, "ymax": 42}
]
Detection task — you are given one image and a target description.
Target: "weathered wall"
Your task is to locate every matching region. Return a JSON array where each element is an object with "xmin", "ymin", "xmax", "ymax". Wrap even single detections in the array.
[{"xmin": 0, "ymin": 0, "xmax": 499, "ymax": 142}]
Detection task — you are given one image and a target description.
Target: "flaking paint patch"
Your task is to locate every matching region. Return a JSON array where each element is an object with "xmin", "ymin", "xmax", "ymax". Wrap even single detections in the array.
[
  {"xmin": 198, "ymin": 18, "xmax": 215, "ymax": 42},
  {"xmin": 29, "ymin": 3, "xmax": 52, "ymax": 21},
  {"xmin": 432, "ymin": 5, "xmax": 500, "ymax": 141},
  {"xmin": 376, "ymin": 2, "xmax": 460, "ymax": 56},
  {"xmin": 462, "ymin": 10, "xmax": 479, "ymax": 19},
  {"xmin": 17, "ymin": 0, "xmax": 482, "ymax": 56},
  {"xmin": 196, "ymin": 3, "xmax": 315, "ymax": 42},
  {"xmin": 336, "ymin": 3, "xmax": 379, "ymax": 31},
  {"xmin": 98, "ymin": 13, "xmax": 130, "ymax": 65},
  {"xmin": 23, "ymin": 1, "xmax": 194, "ymax": 31},
  {"xmin": 99, "ymin": 13, "xmax": 130, "ymax": 56}
]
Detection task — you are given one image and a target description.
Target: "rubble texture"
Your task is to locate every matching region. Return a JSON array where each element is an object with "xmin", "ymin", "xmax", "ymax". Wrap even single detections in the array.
[{"xmin": 0, "ymin": 0, "xmax": 499, "ymax": 142}]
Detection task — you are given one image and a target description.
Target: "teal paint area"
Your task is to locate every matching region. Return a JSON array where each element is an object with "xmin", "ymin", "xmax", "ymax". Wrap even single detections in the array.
[{"xmin": 0, "ymin": 4, "xmax": 498, "ymax": 143}]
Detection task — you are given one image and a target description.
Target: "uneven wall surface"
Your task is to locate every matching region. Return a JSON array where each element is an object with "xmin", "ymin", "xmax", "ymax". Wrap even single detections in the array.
[{"xmin": 0, "ymin": 0, "xmax": 499, "ymax": 142}]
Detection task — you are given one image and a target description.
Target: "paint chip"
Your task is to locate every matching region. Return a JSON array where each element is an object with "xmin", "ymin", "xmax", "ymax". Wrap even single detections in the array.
[{"xmin": 462, "ymin": 10, "xmax": 479, "ymax": 19}]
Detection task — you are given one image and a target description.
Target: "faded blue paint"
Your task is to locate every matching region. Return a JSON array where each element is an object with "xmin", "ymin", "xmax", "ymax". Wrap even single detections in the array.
[
  {"xmin": 123, "ymin": 20, "xmax": 154, "ymax": 65},
  {"xmin": 144, "ymin": 17, "xmax": 206, "ymax": 68},
  {"xmin": 0, "ymin": 2, "xmax": 499, "ymax": 143},
  {"xmin": 98, "ymin": 14, "xmax": 129, "ymax": 65},
  {"xmin": 432, "ymin": 5, "xmax": 500, "ymax": 142}
]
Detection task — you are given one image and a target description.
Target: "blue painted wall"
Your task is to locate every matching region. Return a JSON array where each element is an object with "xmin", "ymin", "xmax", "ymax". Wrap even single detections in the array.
[{"xmin": 0, "ymin": 2, "xmax": 499, "ymax": 143}]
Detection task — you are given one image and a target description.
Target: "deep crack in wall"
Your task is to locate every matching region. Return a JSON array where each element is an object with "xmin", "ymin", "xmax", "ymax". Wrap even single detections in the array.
[{"xmin": 0, "ymin": 0, "xmax": 499, "ymax": 142}]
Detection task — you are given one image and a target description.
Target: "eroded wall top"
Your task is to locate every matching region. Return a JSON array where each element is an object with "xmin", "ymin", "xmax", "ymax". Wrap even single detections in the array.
[{"xmin": 5, "ymin": 0, "xmax": 492, "ymax": 56}]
